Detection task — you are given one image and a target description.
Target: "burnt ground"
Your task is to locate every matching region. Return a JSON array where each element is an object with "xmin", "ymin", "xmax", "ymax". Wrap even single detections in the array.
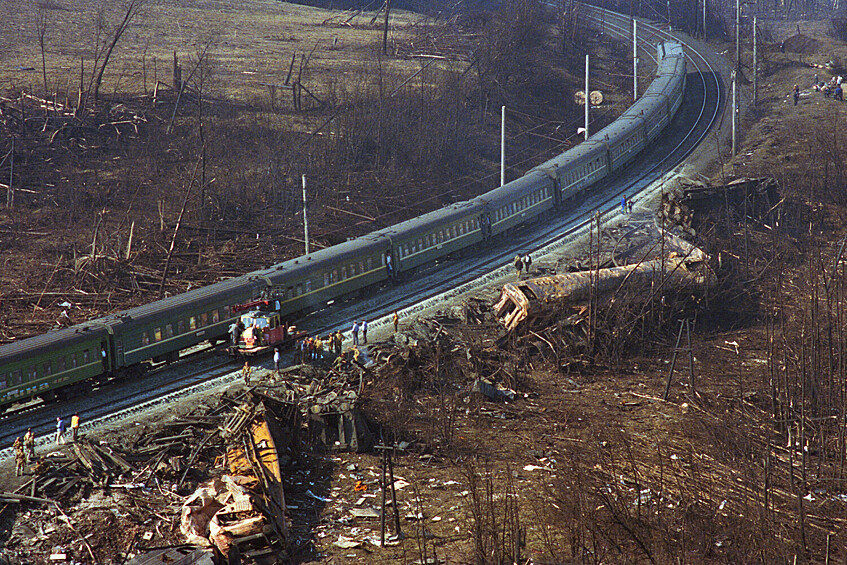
[{"xmin": 3, "ymin": 8, "xmax": 847, "ymax": 565}]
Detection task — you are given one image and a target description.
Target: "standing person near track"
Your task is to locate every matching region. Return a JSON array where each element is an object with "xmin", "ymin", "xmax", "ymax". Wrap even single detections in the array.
[
  {"xmin": 351, "ymin": 321, "xmax": 360, "ymax": 346},
  {"xmin": 361, "ymin": 320, "xmax": 368, "ymax": 344},
  {"xmin": 14, "ymin": 437, "xmax": 25, "ymax": 476},
  {"xmin": 56, "ymin": 416, "xmax": 66, "ymax": 446},
  {"xmin": 393, "ymin": 310, "xmax": 400, "ymax": 333},
  {"xmin": 334, "ymin": 330, "xmax": 343, "ymax": 355},
  {"xmin": 71, "ymin": 413, "xmax": 80, "ymax": 442},
  {"xmin": 273, "ymin": 347, "xmax": 281, "ymax": 373},
  {"xmin": 23, "ymin": 428, "xmax": 35, "ymax": 464},
  {"xmin": 514, "ymin": 255, "xmax": 523, "ymax": 279}
]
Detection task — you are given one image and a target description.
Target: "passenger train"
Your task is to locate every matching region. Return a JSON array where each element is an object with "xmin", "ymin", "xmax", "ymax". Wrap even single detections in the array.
[{"xmin": 0, "ymin": 42, "xmax": 686, "ymax": 408}]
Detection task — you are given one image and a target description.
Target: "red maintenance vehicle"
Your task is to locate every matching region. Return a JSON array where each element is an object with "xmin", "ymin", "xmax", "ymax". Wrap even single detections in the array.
[{"xmin": 227, "ymin": 298, "xmax": 307, "ymax": 358}]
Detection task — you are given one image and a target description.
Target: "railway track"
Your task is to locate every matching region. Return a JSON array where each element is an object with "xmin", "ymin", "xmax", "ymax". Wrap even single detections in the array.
[{"xmin": 0, "ymin": 6, "xmax": 727, "ymax": 457}]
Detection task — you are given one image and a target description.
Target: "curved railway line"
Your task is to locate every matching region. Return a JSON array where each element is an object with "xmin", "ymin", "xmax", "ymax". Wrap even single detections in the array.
[{"xmin": 0, "ymin": 6, "xmax": 727, "ymax": 452}]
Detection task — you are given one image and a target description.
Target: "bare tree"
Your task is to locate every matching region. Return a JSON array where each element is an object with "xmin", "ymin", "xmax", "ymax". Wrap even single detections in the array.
[
  {"xmin": 35, "ymin": 1, "xmax": 49, "ymax": 98},
  {"xmin": 92, "ymin": 0, "xmax": 144, "ymax": 102}
]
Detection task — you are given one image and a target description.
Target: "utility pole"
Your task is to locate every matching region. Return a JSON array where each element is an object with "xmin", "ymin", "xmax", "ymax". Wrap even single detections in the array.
[
  {"xmin": 302, "ymin": 174, "xmax": 310, "ymax": 255},
  {"xmin": 584, "ymin": 54, "xmax": 589, "ymax": 140},
  {"xmin": 500, "ymin": 105, "xmax": 506, "ymax": 186},
  {"xmin": 633, "ymin": 20, "xmax": 639, "ymax": 100},
  {"xmin": 735, "ymin": 0, "xmax": 741, "ymax": 71},
  {"xmin": 753, "ymin": 16, "xmax": 758, "ymax": 106},
  {"xmin": 382, "ymin": 0, "xmax": 392, "ymax": 55},
  {"xmin": 731, "ymin": 70, "xmax": 737, "ymax": 156}
]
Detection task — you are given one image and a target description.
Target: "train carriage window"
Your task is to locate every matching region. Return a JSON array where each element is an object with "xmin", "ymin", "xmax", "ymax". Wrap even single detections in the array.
[
  {"xmin": 305, "ymin": 280, "xmax": 311, "ymax": 292},
  {"xmin": 438, "ymin": 231, "xmax": 443, "ymax": 243},
  {"xmin": 57, "ymin": 357, "xmax": 65, "ymax": 372},
  {"xmin": 350, "ymin": 264, "xmax": 356, "ymax": 276},
  {"xmin": 166, "ymin": 324, "xmax": 174, "ymax": 338},
  {"xmin": 324, "ymin": 273, "xmax": 330, "ymax": 286},
  {"xmin": 296, "ymin": 284, "xmax": 302, "ymax": 296},
  {"xmin": 154, "ymin": 327, "xmax": 162, "ymax": 341},
  {"xmin": 82, "ymin": 350, "xmax": 90, "ymax": 363},
  {"xmin": 178, "ymin": 320, "xmax": 185, "ymax": 334},
  {"xmin": 70, "ymin": 354, "xmax": 77, "ymax": 368},
  {"xmin": 0, "ymin": 374, "xmax": 5, "ymax": 389},
  {"xmin": 359, "ymin": 261, "xmax": 365, "ymax": 273},
  {"xmin": 341, "ymin": 266, "xmax": 347, "ymax": 279},
  {"xmin": 28, "ymin": 366, "xmax": 37, "ymax": 380},
  {"xmin": 200, "ymin": 313, "xmax": 208, "ymax": 326},
  {"xmin": 142, "ymin": 331, "xmax": 150, "ymax": 345},
  {"xmin": 212, "ymin": 310, "xmax": 220, "ymax": 323},
  {"xmin": 189, "ymin": 317, "xmax": 197, "ymax": 330},
  {"xmin": 367, "ymin": 258, "xmax": 373, "ymax": 270},
  {"xmin": 43, "ymin": 362, "xmax": 51, "ymax": 376},
  {"xmin": 332, "ymin": 269, "xmax": 338, "ymax": 283},
  {"xmin": 12, "ymin": 369, "xmax": 22, "ymax": 385},
  {"xmin": 451, "ymin": 226, "xmax": 457, "ymax": 238},
  {"xmin": 286, "ymin": 287, "xmax": 293, "ymax": 298}
]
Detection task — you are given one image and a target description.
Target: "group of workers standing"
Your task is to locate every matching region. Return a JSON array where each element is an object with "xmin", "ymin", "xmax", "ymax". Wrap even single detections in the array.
[
  {"xmin": 296, "ymin": 331, "xmax": 344, "ymax": 364},
  {"xmin": 13, "ymin": 413, "xmax": 81, "ymax": 477},
  {"xmin": 12, "ymin": 428, "xmax": 35, "ymax": 477}
]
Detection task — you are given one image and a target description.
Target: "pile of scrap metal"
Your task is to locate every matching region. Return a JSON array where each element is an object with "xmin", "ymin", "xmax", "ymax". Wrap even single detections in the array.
[
  {"xmin": 659, "ymin": 177, "xmax": 780, "ymax": 234},
  {"xmin": 274, "ymin": 363, "xmax": 373, "ymax": 452},
  {"xmin": 494, "ymin": 239, "xmax": 715, "ymax": 332},
  {"xmin": 366, "ymin": 316, "xmax": 505, "ymax": 402}
]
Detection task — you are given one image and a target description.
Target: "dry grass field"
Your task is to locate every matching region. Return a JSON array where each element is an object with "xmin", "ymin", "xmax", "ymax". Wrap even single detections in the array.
[{"xmin": 0, "ymin": 0, "xmax": 452, "ymax": 105}]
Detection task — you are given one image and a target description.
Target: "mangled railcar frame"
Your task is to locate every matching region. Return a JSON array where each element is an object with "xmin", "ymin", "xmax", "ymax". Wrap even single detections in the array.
[{"xmin": 494, "ymin": 253, "xmax": 714, "ymax": 331}]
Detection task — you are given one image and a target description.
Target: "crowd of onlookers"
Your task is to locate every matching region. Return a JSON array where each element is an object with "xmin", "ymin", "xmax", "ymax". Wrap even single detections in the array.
[{"xmin": 796, "ymin": 74, "xmax": 845, "ymax": 105}]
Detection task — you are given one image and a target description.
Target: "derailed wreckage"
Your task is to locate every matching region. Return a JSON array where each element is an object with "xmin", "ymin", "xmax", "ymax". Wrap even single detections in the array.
[
  {"xmin": 494, "ymin": 229, "xmax": 715, "ymax": 332},
  {"xmin": 0, "ymin": 368, "xmax": 372, "ymax": 565}
]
